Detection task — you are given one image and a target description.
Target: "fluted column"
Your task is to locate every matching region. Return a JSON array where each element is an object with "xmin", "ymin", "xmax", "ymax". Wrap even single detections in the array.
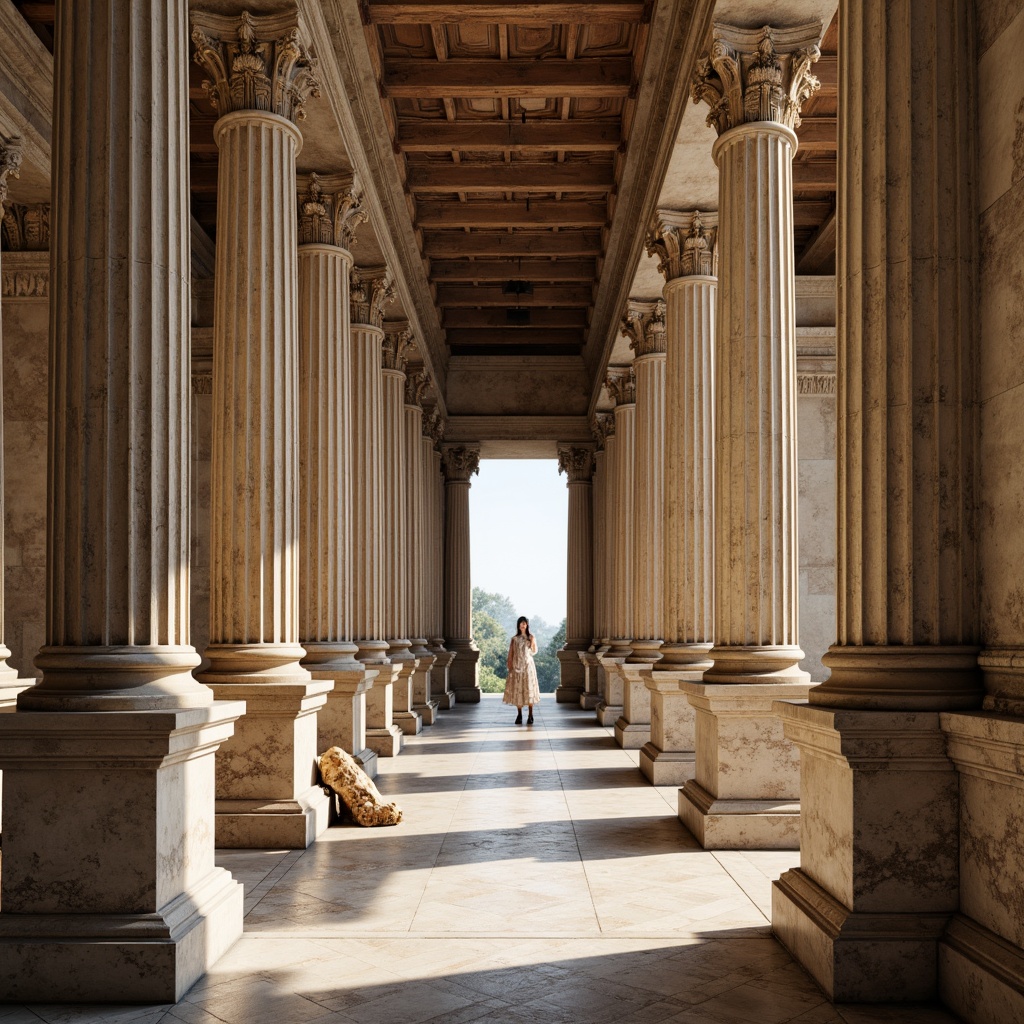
[
  {"xmin": 295, "ymin": 173, "xmax": 379, "ymax": 778},
  {"xmin": 680, "ymin": 22, "xmax": 822, "ymax": 850},
  {"xmin": 640, "ymin": 210, "xmax": 717, "ymax": 785},
  {"xmin": 443, "ymin": 445, "xmax": 481, "ymax": 703},
  {"xmin": 579, "ymin": 417, "xmax": 611, "ymax": 709},
  {"xmin": 556, "ymin": 446, "xmax": 594, "ymax": 703},
  {"xmin": 381, "ymin": 323, "xmax": 420, "ymax": 736},
  {"xmin": 594, "ymin": 416, "xmax": 618, "ymax": 717},
  {"xmin": 617, "ymin": 302, "xmax": 667, "ymax": 749},
  {"xmin": 0, "ymin": 2, "xmax": 244, "ymax": 1000},
  {"xmin": 596, "ymin": 368, "xmax": 635, "ymax": 727},
  {"xmin": 772, "ymin": 2, "xmax": 985, "ymax": 1005},
  {"xmin": 427, "ymin": 413, "xmax": 455, "ymax": 707},
  {"xmin": 350, "ymin": 270, "xmax": 404, "ymax": 758},
  {"xmin": 406, "ymin": 371, "xmax": 439, "ymax": 724}
]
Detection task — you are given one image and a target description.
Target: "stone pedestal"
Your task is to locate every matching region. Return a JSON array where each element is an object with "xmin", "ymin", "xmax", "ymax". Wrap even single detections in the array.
[
  {"xmin": 0, "ymin": 705, "xmax": 246, "ymax": 1002},
  {"xmin": 365, "ymin": 662, "xmax": 403, "ymax": 758},
  {"xmin": 317, "ymin": 667, "xmax": 378, "ymax": 779},
  {"xmin": 411, "ymin": 648, "xmax": 439, "ymax": 725},
  {"xmin": 640, "ymin": 659, "xmax": 710, "ymax": 786},
  {"xmin": 772, "ymin": 703, "xmax": 958, "ymax": 1001},
  {"xmin": 578, "ymin": 650, "xmax": 603, "ymax": 710},
  {"xmin": 431, "ymin": 643, "xmax": 456, "ymax": 709},
  {"xmin": 678, "ymin": 681, "xmax": 810, "ymax": 849},
  {"xmin": 390, "ymin": 645, "xmax": 423, "ymax": 737},
  {"xmin": 615, "ymin": 664, "xmax": 653, "ymax": 749},
  {"xmin": 596, "ymin": 652, "xmax": 625, "ymax": 728}
]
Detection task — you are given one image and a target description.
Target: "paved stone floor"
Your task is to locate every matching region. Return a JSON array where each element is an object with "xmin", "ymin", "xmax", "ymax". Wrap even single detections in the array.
[{"xmin": 5, "ymin": 695, "xmax": 960, "ymax": 1024}]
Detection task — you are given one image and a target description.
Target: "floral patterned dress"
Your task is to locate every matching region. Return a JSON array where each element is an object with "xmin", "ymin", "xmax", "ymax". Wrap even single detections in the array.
[{"xmin": 502, "ymin": 633, "xmax": 542, "ymax": 706}]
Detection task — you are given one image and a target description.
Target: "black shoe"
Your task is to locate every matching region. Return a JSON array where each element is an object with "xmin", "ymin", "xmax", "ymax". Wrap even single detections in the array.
[
  {"xmin": 527, "ymin": 712, "xmax": 534, "ymax": 725},
  {"xmin": 515, "ymin": 710, "xmax": 523, "ymax": 725}
]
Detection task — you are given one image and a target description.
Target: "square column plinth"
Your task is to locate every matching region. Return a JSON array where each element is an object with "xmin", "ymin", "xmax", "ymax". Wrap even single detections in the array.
[
  {"xmin": 448, "ymin": 645, "xmax": 481, "ymax": 704},
  {"xmin": 0, "ymin": 703, "xmax": 246, "ymax": 1003},
  {"xmin": 771, "ymin": 703, "xmax": 959, "ymax": 1002},
  {"xmin": 615, "ymin": 664, "xmax": 652, "ymax": 749},
  {"xmin": 640, "ymin": 670, "xmax": 703, "ymax": 786},
  {"xmin": 431, "ymin": 647, "xmax": 456, "ymax": 709},
  {"xmin": 392, "ymin": 658, "xmax": 424, "ymax": 736},
  {"xmin": 209, "ymin": 682, "xmax": 332, "ymax": 849},
  {"xmin": 316, "ymin": 668, "xmax": 379, "ymax": 780},
  {"xmin": 595, "ymin": 653, "xmax": 625, "ymax": 727},
  {"xmin": 412, "ymin": 652, "xmax": 439, "ymax": 725},
  {"xmin": 578, "ymin": 650, "xmax": 602, "ymax": 710},
  {"xmin": 366, "ymin": 663, "xmax": 403, "ymax": 757},
  {"xmin": 555, "ymin": 648, "xmax": 586, "ymax": 703},
  {"xmin": 678, "ymin": 682, "xmax": 811, "ymax": 849}
]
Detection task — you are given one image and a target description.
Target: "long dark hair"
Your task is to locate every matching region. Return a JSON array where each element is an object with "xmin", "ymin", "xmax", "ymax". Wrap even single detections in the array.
[{"xmin": 516, "ymin": 616, "xmax": 533, "ymax": 641}]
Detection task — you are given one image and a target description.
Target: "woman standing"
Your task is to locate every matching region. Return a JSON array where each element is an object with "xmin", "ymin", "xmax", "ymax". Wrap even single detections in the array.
[{"xmin": 503, "ymin": 616, "xmax": 541, "ymax": 725}]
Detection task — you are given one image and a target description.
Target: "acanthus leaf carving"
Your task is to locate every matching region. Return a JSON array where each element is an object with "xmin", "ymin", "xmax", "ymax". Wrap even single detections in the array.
[
  {"xmin": 557, "ymin": 446, "xmax": 594, "ymax": 483},
  {"xmin": 620, "ymin": 299, "xmax": 666, "ymax": 358},
  {"xmin": 2, "ymin": 202, "xmax": 50, "ymax": 251},
  {"xmin": 604, "ymin": 366, "xmax": 636, "ymax": 407},
  {"xmin": 423, "ymin": 406, "xmax": 446, "ymax": 445},
  {"xmin": 442, "ymin": 445, "xmax": 480, "ymax": 482},
  {"xmin": 591, "ymin": 412, "xmax": 615, "ymax": 448},
  {"xmin": 382, "ymin": 321, "xmax": 414, "ymax": 371},
  {"xmin": 647, "ymin": 209, "xmax": 718, "ymax": 280},
  {"xmin": 405, "ymin": 367, "xmax": 431, "ymax": 408},
  {"xmin": 350, "ymin": 266, "xmax": 395, "ymax": 328},
  {"xmin": 0, "ymin": 136, "xmax": 23, "ymax": 215},
  {"xmin": 191, "ymin": 9, "xmax": 320, "ymax": 124},
  {"xmin": 297, "ymin": 172, "xmax": 367, "ymax": 248},
  {"xmin": 691, "ymin": 22, "xmax": 822, "ymax": 135}
]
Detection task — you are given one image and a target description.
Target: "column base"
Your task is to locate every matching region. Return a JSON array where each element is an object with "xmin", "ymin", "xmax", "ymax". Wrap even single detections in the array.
[
  {"xmin": 773, "ymin": 868, "xmax": 948, "ymax": 1002},
  {"xmin": 556, "ymin": 686, "xmax": 584, "ymax": 704},
  {"xmin": 639, "ymin": 744, "xmax": 695, "ymax": 786},
  {"xmin": 448, "ymin": 643, "xmax": 480, "ymax": 703},
  {"xmin": 580, "ymin": 691, "xmax": 602, "ymax": 710},
  {"xmin": 414, "ymin": 700, "xmax": 440, "ymax": 725},
  {"xmin": 393, "ymin": 709, "xmax": 423, "ymax": 735},
  {"xmin": 595, "ymin": 702, "xmax": 622, "ymax": 727},
  {"xmin": 366, "ymin": 725, "xmax": 403, "ymax": 758},
  {"xmin": 365, "ymin": 662, "xmax": 402, "ymax": 755},
  {"xmin": 312, "ymin": 665, "xmax": 378, "ymax": 766},
  {"xmin": 436, "ymin": 690, "xmax": 456, "ymax": 710},
  {"xmin": 679, "ymin": 780, "xmax": 800, "ymax": 849},
  {"xmin": 941, "ymin": 915, "xmax": 1024, "ymax": 1024},
  {"xmin": 429, "ymin": 643, "xmax": 455, "ymax": 708},
  {"xmin": 0, "ymin": 865, "xmax": 243, "ymax": 1003},
  {"xmin": 614, "ymin": 663, "xmax": 652, "ymax": 749},
  {"xmin": 614, "ymin": 718, "xmax": 650, "ymax": 749},
  {"xmin": 556, "ymin": 647, "xmax": 586, "ymax": 702},
  {"xmin": 215, "ymin": 787, "xmax": 330, "ymax": 849},
  {"xmin": 353, "ymin": 747, "xmax": 379, "ymax": 780}
]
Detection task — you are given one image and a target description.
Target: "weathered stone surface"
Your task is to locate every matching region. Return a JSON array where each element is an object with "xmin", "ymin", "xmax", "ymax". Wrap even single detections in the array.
[{"xmin": 319, "ymin": 746, "xmax": 403, "ymax": 827}]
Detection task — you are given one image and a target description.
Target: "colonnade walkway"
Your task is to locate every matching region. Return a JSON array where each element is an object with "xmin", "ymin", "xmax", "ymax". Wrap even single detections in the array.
[{"xmin": 7, "ymin": 697, "xmax": 957, "ymax": 1024}]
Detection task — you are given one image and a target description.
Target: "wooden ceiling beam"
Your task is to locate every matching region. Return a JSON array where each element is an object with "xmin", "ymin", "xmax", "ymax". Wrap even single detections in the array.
[
  {"xmin": 363, "ymin": 1, "xmax": 647, "ymax": 24},
  {"xmin": 397, "ymin": 121, "xmax": 622, "ymax": 153},
  {"xmin": 445, "ymin": 328, "xmax": 585, "ymax": 346},
  {"xmin": 416, "ymin": 199, "xmax": 607, "ymax": 228},
  {"xmin": 430, "ymin": 259, "xmax": 596, "ymax": 281},
  {"xmin": 793, "ymin": 200, "xmax": 836, "ymax": 227},
  {"xmin": 792, "ymin": 159, "xmax": 837, "ymax": 190},
  {"xmin": 408, "ymin": 162, "xmax": 613, "ymax": 192},
  {"xmin": 423, "ymin": 230, "xmax": 601, "ymax": 258},
  {"xmin": 383, "ymin": 59, "xmax": 633, "ymax": 99},
  {"xmin": 438, "ymin": 283, "xmax": 591, "ymax": 306},
  {"xmin": 795, "ymin": 116, "xmax": 836, "ymax": 152},
  {"xmin": 444, "ymin": 308, "xmax": 589, "ymax": 328},
  {"xmin": 796, "ymin": 209, "xmax": 837, "ymax": 275}
]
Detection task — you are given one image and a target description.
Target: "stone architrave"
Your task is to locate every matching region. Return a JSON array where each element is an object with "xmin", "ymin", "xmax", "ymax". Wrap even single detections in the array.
[
  {"xmin": 640, "ymin": 210, "xmax": 718, "ymax": 786},
  {"xmin": 680, "ymin": 21, "xmax": 822, "ymax": 850},
  {"xmin": 296, "ymin": 172, "xmax": 379, "ymax": 779},
  {"xmin": 191, "ymin": 9, "xmax": 332, "ymax": 849},
  {"xmin": 381, "ymin": 322, "xmax": 421, "ymax": 736},
  {"xmin": 350, "ymin": 269, "xmax": 404, "ymax": 758},
  {"xmin": 617, "ymin": 301, "xmax": 667, "ymax": 750},
  {"xmin": 0, "ymin": 4, "xmax": 243, "ymax": 1001},
  {"xmin": 556, "ymin": 445, "xmax": 594, "ymax": 704},
  {"xmin": 769, "ymin": 2, "xmax": 989, "ymax": 1007},
  {"xmin": 406, "ymin": 369, "xmax": 439, "ymax": 724},
  {"xmin": 427, "ymin": 411, "xmax": 456, "ymax": 707},
  {"xmin": 596, "ymin": 367, "xmax": 635, "ymax": 728},
  {"xmin": 443, "ymin": 445, "xmax": 481, "ymax": 703}
]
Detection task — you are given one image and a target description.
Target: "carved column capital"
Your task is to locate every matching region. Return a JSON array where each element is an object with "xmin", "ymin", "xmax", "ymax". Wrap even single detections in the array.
[
  {"xmin": 591, "ymin": 412, "xmax": 615, "ymax": 448},
  {"xmin": 620, "ymin": 300, "xmax": 666, "ymax": 358},
  {"xmin": 558, "ymin": 446, "xmax": 595, "ymax": 483},
  {"xmin": 1, "ymin": 202, "xmax": 50, "ymax": 251},
  {"xmin": 604, "ymin": 366, "xmax": 637, "ymax": 407},
  {"xmin": 191, "ymin": 9, "xmax": 320, "ymax": 123},
  {"xmin": 423, "ymin": 405, "xmax": 446, "ymax": 445},
  {"xmin": 691, "ymin": 22, "xmax": 822, "ymax": 135},
  {"xmin": 404, "ymin": 367, "xmax": 431, "ymax": 407},
  {"xmin": 382, "ymin": 321, "xmax": 414, "ymax": 371},
  {"xmin": 297, "ymin": 172, "xmax": 367, "ymax": 249},
  {"xmin": 0, "ymin": 135, "xmax": 22, "ymax": 214},
  {"xmin": 350, "ymin": 266, "xmax": 395, "ymax": 327},
  {"xmin": 647, "ymin": 209, "xmax": 718, "ymax": 281},
  {"xmin": 441, "ymin": 445, "xmax": 480, "ymax": 482}
]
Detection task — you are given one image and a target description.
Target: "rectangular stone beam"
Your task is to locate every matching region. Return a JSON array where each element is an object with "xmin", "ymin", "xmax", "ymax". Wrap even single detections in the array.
[
  {"xmin": 364, "ymin": 2, "xmax": 647, "ymax": 24},
  {"xmin": 407, "ymin": 162, "xmax": 614, "ymax": 192},
  {"xmin": 443, "ymin": 307, "xmax": 588, "ymax": 328},
  {"xmin": 397, "ymin": 121, "xmax": 622, "ymax": 152},
  {"xmin": 416, "ymin": 199, "xmax": 607, "ymax": 227},
  {"xmin": 437, "ymin": 283, "xmax": 591, "ymax": 306},
  {"xmin": 383, "ymin": 59, "xmax": 633, "ymax": 99},
  {"xmin": 422, "ymin": 230, "xmax": 601, "ymax": 257},
  {"xmin": 430, "ymin": 259, "xmax": 596, "ymax": 282}
]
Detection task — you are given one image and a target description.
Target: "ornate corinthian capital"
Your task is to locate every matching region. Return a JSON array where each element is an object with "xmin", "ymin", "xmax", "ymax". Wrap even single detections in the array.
[
  {"xmin": 405, "ymin": 368, "xmax": 431, "ymax": 407},
  {"xmin": 423, "ymin": 406, "xmax": 446, "ymax": 444},
  {"xmin": 691, "ymin": 22, "xmax": 822, "ymax": 135},
  {"xmin": 604, "ymin": 366, "xmax": 637, "ymax": 407},
  {"xmin": 0, "ymin": 136, "xmax": 23, "ymax": 213},
  {"xmin": 351, "ymin": 266, "xmax": 395, "ymax": 328},
  {"xmin": 442, "ymin": 446, "xmax": 480, "ymax": 482},
  {"xmin": 191, "ymin": 9, "xmax": 320, "ymax": 123},
  {"xmin": 297, "ymin": 172, "xmax": 367, "ymax": 248},
  {"xmin": 591, "ymin": 412, "xmax": 615, "ymax": 449},
  {"xmin": 382, "ymin": 321, "xmax": 414, "ymax": 371},
  {"xmin": 620, "ymin": 299, "xmax": 666, "ymax": 358},
  {"xmin": 647, "ymin": 210, "xmax": 718, "ymax": 281},
  {"xmin": 557, "ymin": 446, "xmax": 595, "ymax": 483}
]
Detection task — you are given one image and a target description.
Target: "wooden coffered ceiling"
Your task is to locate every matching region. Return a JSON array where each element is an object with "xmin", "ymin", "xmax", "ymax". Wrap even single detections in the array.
[{"xmin": 361, "ymin": 0, "xmax": 653, "ymax": 357}]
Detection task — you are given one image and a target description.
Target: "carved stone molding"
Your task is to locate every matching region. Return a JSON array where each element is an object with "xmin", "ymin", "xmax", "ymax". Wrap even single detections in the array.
[
  {"xmin": 604, "ymin": 366, "xmax": 637, "ymax": 407},
  {"xmin": 647, "ymin": 209, "xmax": 718, "ymax": 281},
  {"xmin": 1, "ymin": 250, "xmax": 48, "ymax": 298},
  {"xmin": 405, "ymin": 367, "xmax": 431, "ymax": 408},
  {"xmin": 2, "ymin": 202, "xmax": 50, "ymax": 251},
  {"xmin": 441, "ymin": 445, "xmax": 480, "ymax": 482},
  {"xmin": 591, "ymin": 412, "xmax": 615, "ymax": 448},
  {"xmin": 691, "ymin": 22, "xmax": 822, "ymax": 135},
  {"xmin": 797, "ymin": 372, "xmax": 836, "ymax": 396},
  {"xmin": 192, "ymin": 372, "xmax": 214, "ymax": 396},
  {"xmin": 0, "ymin": 136, "xmax": 22, "ymax": 214},
  {"xmin": 620, "ymin": 300, "xmax": 666, "ymax": 358},
  {"xmin": 297, "ymin": 172, "xmax": 366, "ymax": 249},
  {"xmin": 381, "ymin": 321, "xmax": 414, "ymax": 372},
  {"xmin": 350, "ymin": 266, "xmax": 395, "ymax": 328},
  {"xmin": 191, "ymin": 9, "xmax": 320, "ymax": 123},
  {"xmin": 557, "ymin": 446, "xmax": 595, "ymax": 483},
  {"xmin": 423, "ymin": 406, "xmax": 446, "ymax": 445}
]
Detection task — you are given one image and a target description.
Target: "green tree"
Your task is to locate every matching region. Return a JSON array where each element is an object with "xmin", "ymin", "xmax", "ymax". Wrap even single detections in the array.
[
  {"xmin": 473, "ymin": 609, "xmax": 510, "ymax": 693},
  {"xmin": 472, "ymin": 587, "xmax": 518, "ymax": 635},
  {"xmin": 533, "ymin": 618, "xmax": 566, "ymax": 692}
]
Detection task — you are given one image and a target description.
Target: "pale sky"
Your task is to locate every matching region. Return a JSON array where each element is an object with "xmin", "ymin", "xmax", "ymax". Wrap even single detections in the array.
[{"xmin": 469, "ymin": 459, "xmax": 568, "ymax": 627}]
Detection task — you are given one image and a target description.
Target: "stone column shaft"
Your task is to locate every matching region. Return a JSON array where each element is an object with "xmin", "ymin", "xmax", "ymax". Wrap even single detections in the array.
[
  {"xmin": 680, "ymin": 21, "xmax": 821, "ymax": 850},
  {"xmin": 556, "ymin": 446, "xmax": 593, "ymax": 703},
  {"xmin": 578, "ymin": 439, "xmax": 607, "ymax": 710},
  {"xmin": 0, "ymin": 1, "xmax": 243, "ymax": 1000},
  {"xmin": 595, "ymin": 427, "xmax": 619, "ymax": 719},
  {"xmin": 429, "ymin": 438, "xmax": 455, "ymax": 708},
  {"xmin": 772, "ymin": 2, "xmax": 986, "ymax": 1007}
]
